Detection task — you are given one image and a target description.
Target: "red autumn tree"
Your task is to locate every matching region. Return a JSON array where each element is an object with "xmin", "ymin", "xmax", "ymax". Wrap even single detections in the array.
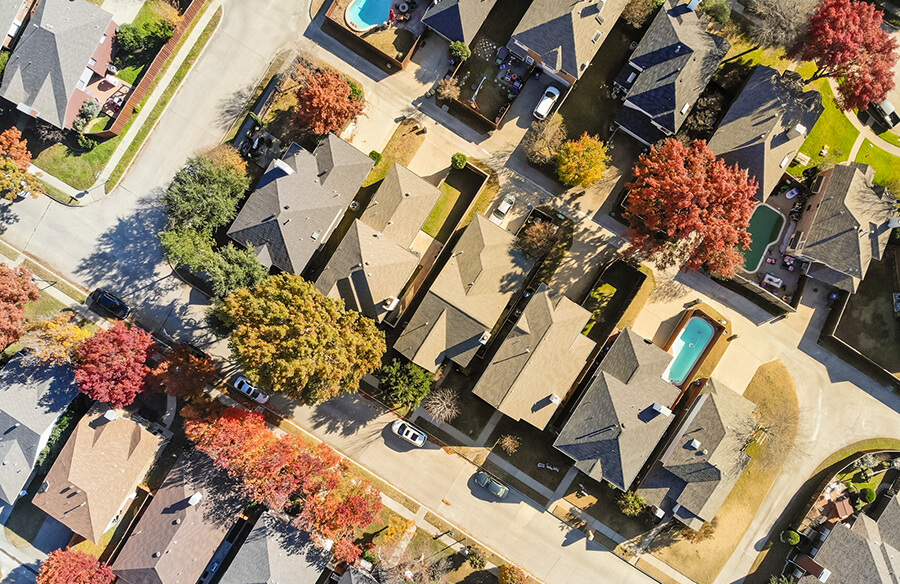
[
  {"xmin": 0, "ymin": 127, "xmax": 33, "ymax": 172},
  {"xmin": 37, "ymin": 548, "xmax": 115, "ymax": 584},
  {"xmin": 293, "ymin": 65, "xmax": 366, "ymax": 136},
  {"xmin": 0, "ymin": 264, "xmax": 40, "ymax": 348},
  {"xmin": 623, "ymin": 138, "xmax": 757, "ymax": 278},
  {"xmin": 800, "ymin": 0, "xmax": 898, "ymax": 110},
  {"xmin": 74, "ymin": 320, "xmax": 156, "ymax": 407},
  {"xmin": 148, "ymin": 344, "xmax": 216, "ymax": 398}
]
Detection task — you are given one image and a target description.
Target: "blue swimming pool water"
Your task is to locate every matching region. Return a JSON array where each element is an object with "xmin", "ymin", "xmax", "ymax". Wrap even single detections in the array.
[
  {"xmin": 346, "ymin": 0, "xmax": 391, "ymax": 31},
  {"xmin": 663, "ymin": 317, "xmax": 715, "ymax": 386}
]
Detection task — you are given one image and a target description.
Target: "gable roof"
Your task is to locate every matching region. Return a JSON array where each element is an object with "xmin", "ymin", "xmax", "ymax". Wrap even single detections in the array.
[
  {"xmin": 218, "ymin": 513, "xmax": 331, "ymax": 584},
  {"xmin": 800, "ymin": 163, "xmax": 896, "ymax": 292},
  {"xmin": 615, "ymin": 0, "xmax": 729, "ymax": 143},
  {"xmin": 33, "ymin": 406, "xmax": 163, "ymax": 542},
  {"xmin": 315, "ymin": 220, "xmax": 420, "ymax": 323},
  {"xmin": 709, "ymin": 67, "xmax": 823, "ymax": 201},
  {"xmin": 228, "ymin": 136, "xmax": 374, "ymax": 274},
  {"xmin": 359, "ymin": 163, "xmax": 441, "ymax": 250},
  {"xmin": 508, "ymin": 0, "xmax": 606, "ymax": 79},
  {"xmin": 394, "ymin": 214, "xmax": 533, "ymax": 372},
  {"xmin": 339, "ymin": 567, "xmax": 379, "ymax": 584},
  {"xmin": 473, "ymin": 284, "xmax": 595, "ymax": 430},
  {"xmin": 0, "ymin": 0, "xmax": 113, "ymax": 128},
  {"xmin": 637, "ymin": 379, "xmax": 756, "ymax": 529},
  {"xmin": 0, "ymin": 355, "xmax": 77, "ymax": 506},
  {"xmin": 422, "ymin": 0, "xmax": 498, "ymax": 44},
  {"xmin": 554, "ymin": 329, "xmax": 680, "ymax": 490},
  {"xmin": 113, "ymin": 451, "xmax": 243, "ymax": 584}
]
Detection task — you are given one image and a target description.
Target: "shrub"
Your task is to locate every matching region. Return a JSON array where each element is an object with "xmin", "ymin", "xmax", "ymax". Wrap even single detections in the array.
[
  {"xmin": 498, "ymin": 564, "xmax": 526, "ymax": 584},
  {"xmin": 369, "ymin": 150, "xmax": 383, "ymax": 164},
  {"xmin": 381, "ymin": 358, "xmax": 433, "ymax": 408},
  {"xmin": 618, "ymin": 491, "xmax": 647, "ymax": 516},
  {"xmin": 78, "ymin": 135, "xmax": 98, "ymax": 151},
  {"xmin": 71, "ymin": 117, "xmax": 87, "ymax": 133},
  {"xmin": 347, "ymin": 78, "xmax": 364, "ymax": 101},
  {"xmin": 116, "ymin": 23, "xmax": 145, "ymax": 53},
  {"xmin": 862, "ymin": 487, "xmax": 877, "ymax": 503},
  {"xmin": 466, "ymin": 546, "xmax": 487, "ymax": 570},
  {"xmin": 701, "ymin": 0, "xmax": 731, "ymax": 22},
  {"xmin": 0, "ymin": 50, "xmax": 9, "ymax": 81},
  {"xmin": 361, "ymin": 549, "xmax": 379, "ymax": 565},
  {"xmin": 451, "ymin": 152, "xmax": 467, "ymax": 169},
  {"xmin": 449, "ymin": 41, "xmax": 472, "ymax": 62},
  {"xmin": 782, "ymin": 530, "xmax": 800, "ymax": 545},
  {"xmin": 78, "ymin": 99, "xmax": 101, "ymax": 122},
  {"xmin": 436, "ymin": 77, "xmax": 461, "ymax": 101}
]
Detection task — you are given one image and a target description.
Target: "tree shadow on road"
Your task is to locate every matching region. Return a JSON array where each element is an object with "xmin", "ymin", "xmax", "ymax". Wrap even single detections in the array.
[
  {"xmin": 0, "ymin": 201, "xmax": 19, "ymax": 235},
  {"xmin": 308, "ymin": 392, "xmax": 385, "ymax": 439}
]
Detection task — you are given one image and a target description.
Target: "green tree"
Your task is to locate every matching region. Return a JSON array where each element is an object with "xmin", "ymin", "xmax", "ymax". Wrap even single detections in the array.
[
  {"xmin": 205, "ymin": 243, "xmax": 269, "ymax": 300},
  {"xmin": 768, "ymin": 576, "xmax": 794, "ymax": 584},
  {"xmin": 782, "ymin": 530, "xmax": 800, "ymax": 545},
  {"xmin": 163, "ymin": 156, "xmax": 250, "ymax": 233},
  {"xmin": 116, "ymin": 23, "xmax": 145, "ymax": 53},
  {"xmin": 556, "ymin": 133, "xmax": 610, "ymax": 187},
  {"xmin": 451, "ymin": 152, "xmax": 467, "ymax": 169},
  {"xmin": 158, "ymin": 228, "xmax": 215, "ymax": 271},
  {"xmin": 449, "ymin": 41, "xmax": 472, "ymax": 62},
  {"xmin": 701, "ymin": 0, "xmax": 731, "ymax": 22},
  {"xmin": 862, "ymin": 487, "xmax": 877, "ymax": 503},
  {"xmin": 381, "ymin": 359, "xmax": 432, "ymax": 408},
  {"xmin": 618, "ymin": 490, "xmax": 647, "ymax": 517},
  {"xmin": 221, "ymin": 274, "xmax": 386, "ymax": 404}
]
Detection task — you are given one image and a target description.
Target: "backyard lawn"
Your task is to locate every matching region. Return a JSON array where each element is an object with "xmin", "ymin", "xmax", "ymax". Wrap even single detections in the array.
[
  {"xmin": 855, "ymin": 139, "xmax": 900, "ymax": 187},
  {"xmin": 421, "ymin": 165, "xmax": 488, "ymax": 243},
  {"xmin": 788, "ymin": 80, "xmax": 859, "ymax": 178},
  {"xmin": 650, "ymin": 360, "xmax": 799, "ymax": 584},
  {"xmin": 423, "ymin": 183, "xmax": 461, "ymax": 240}
]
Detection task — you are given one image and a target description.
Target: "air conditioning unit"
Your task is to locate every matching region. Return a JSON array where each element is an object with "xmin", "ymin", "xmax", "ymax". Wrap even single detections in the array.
[
  {"xmin": 383, "ymin": 297, "xmax": 400, "ymax": 311},
  {"xmin": 479, "ymin": 332, "xmax": 491, "ymax": 345}
]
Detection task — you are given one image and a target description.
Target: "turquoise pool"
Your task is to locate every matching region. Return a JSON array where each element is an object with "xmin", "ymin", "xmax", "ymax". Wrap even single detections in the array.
[
  {"xmin": 663, "ymin": 317, "xmax": 715, "ymax": 386},
  {"xmin": 742, "ymin": 205, "xmax": 785, "ymax": 272},
  {"xmin": 345, "ymin": 0, "xmax": 391, "ymax": 31}
]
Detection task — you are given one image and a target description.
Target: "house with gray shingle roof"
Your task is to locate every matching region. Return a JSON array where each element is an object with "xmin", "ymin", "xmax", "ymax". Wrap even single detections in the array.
[
  {"xmin": 315, "ymin": 220, "xmax": 420, "ymax": 322},
  {"xmin": 228, "ymin": 136, "xmax": 374, "ymax": 275},
  {"xmin": 422, "ymin": 0, "xmax": 498, "ymax": 45},
  {"xmin": 0, "ymin": 0, "xmax": 117, "ymax": 129},
  {"xmin": 359, "ymin": 162, "xmax": 441, "ymax": 250},
  {"xmin": 218, "ymin": 512, "xmax": 330, "ymax": 584},
  {"xmin": 637, "ymin": 379, "xmax": 755, "ymax": 530},
  {"xmin": 709, "ymin": 66, "xmax": 823, "ymax": 202},
  {"xmin": 614, "ymin": 0, "xmax": 729, "ymax": 146},
  {"xmin": 553, "ymin": 328, "xmax": 680, "ymax": 491},
  {"xmin": 507, "ymin": 0, "xmax": 619, "ymax": 86},
  {"xmin": 1, "ymin": 0, "xmax": 36, "ymax": 48},
  {"xmin": 473, "ymin": 284, "xmax": 595, "ymax": 430},
  {"xmin": 0, "ymin": 355, "xmax": 77, "ymax": 517},
  {"xmin": 395, "ymin": 214, "xmax": 533, "ymax": 372},
  {"xmin": 786, "ymin": 163, "xmax": 897, "ymax": 292}
]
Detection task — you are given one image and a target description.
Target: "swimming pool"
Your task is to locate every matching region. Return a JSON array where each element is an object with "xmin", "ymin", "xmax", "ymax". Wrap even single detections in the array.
[
  {"xmin": 663, "ymin": 317, "xmax": 715, "ymax": 386},
  {"xmin": 345, "ymin": 0, "xmax": 391, "ymax": 31},
  {"xmin": 742, "ymin": 204, "xmax": 785, "ymax": 272}
]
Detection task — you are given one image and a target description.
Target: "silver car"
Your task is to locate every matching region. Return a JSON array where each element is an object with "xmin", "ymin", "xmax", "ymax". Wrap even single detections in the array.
[
  {"xmin": 474, "ymin": 471, "xmax": 509, "ymax": 498},
  {"xmin": 391, "ymin": 419, "xmax": 427, "ymax": 447},
  {"xmin": 232, "ymin": 376, "xmax": 269, "ymax": 404}
]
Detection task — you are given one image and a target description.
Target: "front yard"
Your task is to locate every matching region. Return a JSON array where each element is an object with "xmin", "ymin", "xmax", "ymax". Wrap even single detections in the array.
[
  {"xmin": 788, "ymin": 77, "xmax": 859, "ymax": 177},
  {"xmin": 485, "ymin": 415, "xmax": 574, "ymax": 492},
  {"xmin": 855, "ymin": 138, "xmax": 900, "ymax": 187}
]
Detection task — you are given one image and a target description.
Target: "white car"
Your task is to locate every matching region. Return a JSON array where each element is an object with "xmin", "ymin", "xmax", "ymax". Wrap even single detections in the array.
[
  {"xmin": 533, "ymin": 86, "xmax": 561, "ymax": 119},
  {"xmin": 391, "ymin": 419, "xmax": 427, "ymax": 447},
  {"xmin": 490, "ymin": 194, "xmax": 516, "ymax": 225},
  {"xmin": 232, "ymin": 376, "xmax": 269, "ymax": 404}
]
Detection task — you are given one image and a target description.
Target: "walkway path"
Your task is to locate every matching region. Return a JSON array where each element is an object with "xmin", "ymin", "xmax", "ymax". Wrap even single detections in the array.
[{"xmin": 829, "ymin": 78, "xmax": 900, "ymax": 156}]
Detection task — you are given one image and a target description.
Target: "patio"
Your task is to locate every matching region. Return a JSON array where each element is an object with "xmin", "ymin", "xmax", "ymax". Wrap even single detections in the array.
[
  {"xmin": 455, "ymin": 48, "xmax": 532, "ymax": 125},
  {"xmin": 327, "ymin": 0, "xmax": 427, "ymax": 62},
  {"xmin": 82, "ymin": 74, "xmax": 133, "ymax": 119}
]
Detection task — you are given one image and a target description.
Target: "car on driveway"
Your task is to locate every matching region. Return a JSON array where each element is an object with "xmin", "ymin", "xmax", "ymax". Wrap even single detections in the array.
[
  {"xmin": 533, "ymin": 86, "xmax": 560, "ymax": 119},
  {"xmin": 391, "ymin": 419, "xmax": 427, "ymax": 447},
  {"xmin": 490, "ymin": 194, "xmax": 516, "ymax": 225},
  {"xmin": 231, "ymin": 376, "xmax": 269, "ymax": 404},
  {"xmin": 89, "ymin": 288, "xmax": 130, "ymax": 319},
  {"xmin": 474, "ymin": 471, "xmax": 509, "ymax": 498}
]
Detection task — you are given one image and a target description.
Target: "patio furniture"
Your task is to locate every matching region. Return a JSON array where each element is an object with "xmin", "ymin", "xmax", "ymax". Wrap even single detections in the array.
[
  {"xmin": 764, "ymin": 274, "xmax": 784, "ymax": 288},
  {"xmin": 766, "ymin": 258, "xmax": 776, "ymax": 264},
  {"xmin": 495, "ymin": 46, "xmax": 509, "ymax": 65}
]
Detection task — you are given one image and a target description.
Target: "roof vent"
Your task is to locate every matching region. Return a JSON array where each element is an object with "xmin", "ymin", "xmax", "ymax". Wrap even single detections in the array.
[
  {"xmin": 689, "ymin": 439, "xmax": 701, "ymax": 450},
  {"xmin": 652, "ymin": 402, "xmax": 672, "ymax": 416},
  {"xmin": 311, "ymin": 231, "xmax": 320, "ymax": 240},
  {"xmin": 479, "ymin": 332, "xmax": 491, "ymax": 345},
  {"xmin": 152, "ymin": 552, "xmax": 161, "ymax": 558},
  {"xmin": 273, "ymin": 159, "xmax": 294, "ymax": 175},
  {"xmin": 702, "ymin": 449, "xmax": 709, "ymax": 455},
  {"xmin": 680, "ymin": 103, "xmax": 690, "ymax": 115},
  {"xmin": 549, "ymin": 394, "xmax": 562, "ymax": 405},
  {"xmin": 103, "ymin": 410, "xmax": 118, "ymax": 422},
  {"xmin": 39, "ymin": 481, "xmax": 49, "ymax": 494},
  {"xmin": 404, "ymin": 192, "xmax": 411, "ymax": 197},
  {"xmin": 188, "ymin": 492, "xmax": 203, "ymax": 506},
  {"xmin": 174, "ymin": 518, "xmax": 181, "ymax": 525}
]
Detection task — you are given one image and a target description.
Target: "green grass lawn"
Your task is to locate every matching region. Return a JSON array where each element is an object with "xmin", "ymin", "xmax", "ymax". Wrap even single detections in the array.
[
  {"xmin": 422, "ymin": 182, "xmax": 461, "ymax": 241},
  {"xmin": 38, "ymin": 179, "xmax": 79, "ymax": 206},
  {"xmin": 361, "ymin": 119, "xmax": 426, "ymax": 188},
  {"xmin": 33, "ymin": 136, "xmax": 124, "ymax": 191},
  {"xmin": 855, "ymin": 139, "xmax": 900, "ymax": 187},
  {"xmin": 878, "ymin": 130, "xmax": 900, "ymax": 148},
  {"xmin": 788, "ymin": 80, "xmax": 859, "ymax": 178},
  {"xmin": 24, "ymin": 259, "xmax": 87, "ymax": 303}
]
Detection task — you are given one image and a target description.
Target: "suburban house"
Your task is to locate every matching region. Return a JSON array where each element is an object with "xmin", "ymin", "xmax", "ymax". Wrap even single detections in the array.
[
  {"xmin": 613, "ymin": 0, "xmax": 729, "ymax": 146},
  {"xmin": 0, "ymin": 356, "xmax": 77, "ymax": 519},
  {"xmin": 473, "ymin": 284, "xmax": 595, "ymax": 430},
  {"xmin": 789, "ymin": 496, "xmax": 900, "ymax": 583},
  {"xmin": 422, "ymin": 0, "xmax": 498, "ymax": 45},
  {"xmin": 1, "ymin": 0, "xmax": 37, "ymax": 48},
  {"xmin": 709, "ymin": 66, "xmax": 823, "ymax": 202},
  {"xmin": 786, "ymin": 162, "xmax": 897, "ymax": 292},
  {"xmin": 0, "ymin": 0, "xmax": 118, "ymax": 129},
  {"xmin": 339, "ymin": 567, "xmax": 379, "ymax": 584},
  {"xmin": 394, "ymin": 214, "xmax": 534, "ymax": 372},
  {"xmin": 228, "ymin": 135, "xmax": 374, "ymax": 275},
  {"xmin": 113, "ymin": 451, "xmax": 243, "ymax": 584},
  {"xmin": 637, "ymin": 379, "xmax": 756, "ymax": 529},
  {"xmin": 554, "ymin": 328, "xmax": 681, "ymax": 491},
  {"xmin": 218, "ymin": 512, "xmax": 331, "ymax": 584},
  {"xmin": 32, "ymin": 405, "xmax": 165, "ymax": 543},
  {"xmin": 316, "ymin": 162, "xmax": 441, "ymax": 321},
  {"xmin": 507, "ymin": 0, "xmax": 620, "ymax": 87}
]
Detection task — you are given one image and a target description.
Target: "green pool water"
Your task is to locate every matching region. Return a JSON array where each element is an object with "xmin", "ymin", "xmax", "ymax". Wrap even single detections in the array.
[{"xmin": 742, "ymin": 205, "xmax": 785, "ymax": 272}]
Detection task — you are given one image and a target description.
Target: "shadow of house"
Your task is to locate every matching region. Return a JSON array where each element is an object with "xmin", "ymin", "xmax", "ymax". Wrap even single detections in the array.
[{"xmin": 613, "ymin": 0, "xmax": 729, "ymax": 146}]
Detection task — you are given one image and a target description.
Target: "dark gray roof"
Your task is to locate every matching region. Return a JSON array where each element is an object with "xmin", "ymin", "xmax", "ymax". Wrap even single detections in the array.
[
  {"xmin": 218, "ymin": 513, "xmax": 330, "ymax": 584},
  {"xmin": 395, "ymin": 214, "xmax": 533, "ymax": 372},
  {"xmin": 554, "ymin": 329, "xmax": 680, "ymax": 490},
  {"xmin": 508, "ymin": 0, "xmax": 607, "ymax": 80},
  {"xmin": 0, "ymin": 0, "xmax": 112, "ymax": 128},
  {"xmin": 709, "ymin": 67, "xmax": 823, "ymax": 201},
  {"xmin": 422, "ymin": 0, "xmax": 497, "ymax": 44},
  {"xmin": 0, "ymin": 355, "xmax": 77, "ymax": 506},
  {"xmin": 799, "ymin": 163, "xmax": 896, "ymax": 292},
  {"xmin": 228, "ymin": 136, "xmax": 374, "ymax": 274},
  {"xmin": 339, "ymin": 567, "xmax": 379, "ymax": 584},
  {"xmin": 113, "ymin": 451, "xmax": 243, "ymax": 584},
  {"xmin": 359, "ymin": 163, "xmax": 441, "ymax": 250},
  {"xmin": 637, "ymin": 379, "xmax": 756, "ymax": 530},
  {"xmin": 473, "ymin": 284, "xmax": 595, "ymax": 430},
  {"xmin": 314, "ymin": 219, "xmax": 420, "ymax": 323},
  {"xmin": 615, "ymin": 0, "xmax": 729, "ymax": 144}
]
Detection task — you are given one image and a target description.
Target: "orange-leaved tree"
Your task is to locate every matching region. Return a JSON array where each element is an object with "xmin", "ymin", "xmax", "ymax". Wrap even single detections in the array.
[{"xmin": 293, "ymin": 65, "xmax": 366, "ymax": 136}]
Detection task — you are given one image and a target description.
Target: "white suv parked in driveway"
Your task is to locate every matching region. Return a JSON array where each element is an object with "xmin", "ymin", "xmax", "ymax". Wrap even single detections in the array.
[
  {"xmin": 533, "ymin": 86, "xmax": 560, "ymax": 119},
  {"xmin": 490, "ymin": 194, "xmax": 516, "ymax": 225}
]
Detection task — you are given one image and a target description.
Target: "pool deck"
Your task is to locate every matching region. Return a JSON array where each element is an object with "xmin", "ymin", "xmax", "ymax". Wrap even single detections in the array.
[{"xmin": 661, "ymin": 305, "xmax": 732, "ymax": 400}]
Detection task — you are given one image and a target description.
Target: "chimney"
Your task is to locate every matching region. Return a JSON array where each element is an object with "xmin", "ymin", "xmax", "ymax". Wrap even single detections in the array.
[
  {"xmin": 687, "ymin": 0, "xmax": 700, "ymax": 9},
  {"xmin": 549, "ymin": 394, "xmax": 562, "ymax": 405},
  {"xmin": 103, "ymin": 409, "xmax": 118, "ymax": 422},
  {"xmin": 273, "ymin": 159, "xmax": 294, "ymax": 175},
  {"xmin": 787, "ymin": 123, "xmax": 807, "ymax": 140},
  {"xmin": 888, "ymin": 217, "xmax": 900, "ymax": 229},
  {"xmin": 479, "ymin": 332, "xmax": 491, "ymax": 345},
  {"xmin": 689, "ymin": 439, "xmax": 701, "ymax": 450},
  {"xmin": 188, "ymin": 492, "xmax": 203, "ymax": 506},
  {"xmin": 652, "ymin": 402, "xmax": 672, "ymax": 416}
]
